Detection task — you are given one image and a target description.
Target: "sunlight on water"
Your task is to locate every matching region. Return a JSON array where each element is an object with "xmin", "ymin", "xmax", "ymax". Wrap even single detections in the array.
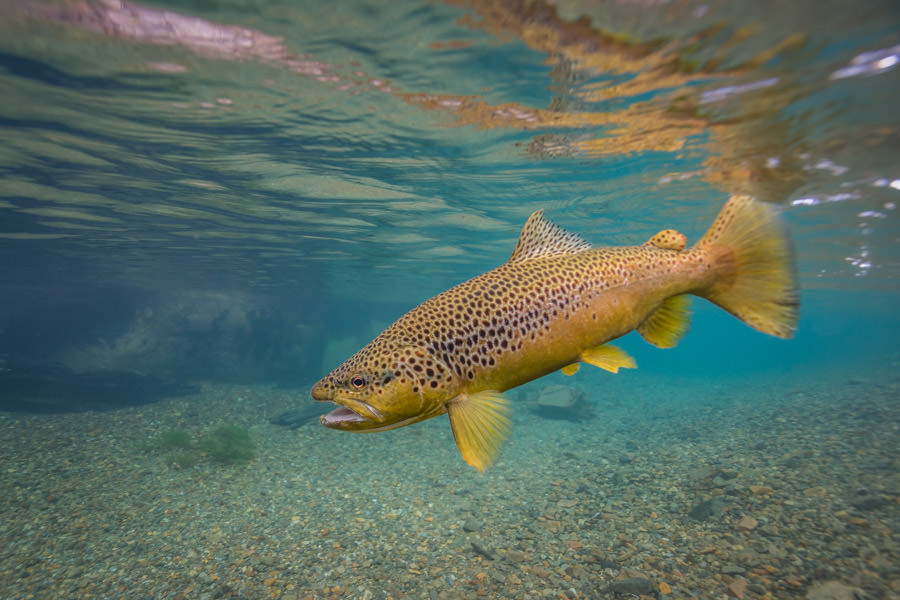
[{"xmin": 0, "ymin": 0, "xmax": 897, "ymax": 298}]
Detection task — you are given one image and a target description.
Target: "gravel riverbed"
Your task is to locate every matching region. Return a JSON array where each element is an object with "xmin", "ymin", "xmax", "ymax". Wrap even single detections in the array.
[{"xmin": 2, "ymin": 363, "xmax": 898, "ymax": 600}]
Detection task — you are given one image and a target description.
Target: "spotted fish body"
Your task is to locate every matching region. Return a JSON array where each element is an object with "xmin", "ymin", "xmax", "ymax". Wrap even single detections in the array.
[{"xmin": 312, "ymin": 196, "xmax": 798, "ymax": 471}]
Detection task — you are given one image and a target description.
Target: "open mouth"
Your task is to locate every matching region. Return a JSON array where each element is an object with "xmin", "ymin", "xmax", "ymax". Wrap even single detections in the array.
[
  {"xmin": 319, "ymin": 397, "xmax": 384, "ymax": 429},
  {"xmin": 320, "ymin": 404, "xmax": 370, "ymax": 427}
]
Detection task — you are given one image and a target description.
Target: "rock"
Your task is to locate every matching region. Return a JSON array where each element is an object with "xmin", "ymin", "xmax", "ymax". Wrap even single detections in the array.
[
  {"xmin": 462, "ymin": 518, "xmax": 483, "ymax": 532},
  {"xmin": 689, "ymin": 467, "xmax": 738, "ymax": 490},
  {"xmin": 505, "ymin": 550, "xmax": 526, "ymax": 563},
  {"xmin": 721, "ymin": 564, "xmax": 746, "ymax": 575},
  {"xmin": 689, "ymin": 498, "xmax": 726, "ymax": 521},
  {"xmin": 850, "ymin": 495, "xmax": 890, "ymax": 511},
  {"xmin": 610, "ymin": 577, "xmax": 656, "ymax": 597},
  {"xmin": 566, "ymin": 564, "xmax": 588, "ymax": 578},
  {"xmin": 749, "ymin": 485, "xmax": 774, "ymax": 496},
  {"xmin": 727, "ymin": 578, "xmax": 747, "ymax": 599},
  {"xmin": 533, "ymin": 385, "xmax": 592, "ymax": 421},
  {"xmin": 470, "ymin": 541, "xmax": 494, "ymax": 560},
  {"xmin": 748, "ymin": 583, "xmax": 767, "ymax": 595},
  {"xmin": 805, "ymin": 581, "xmax": 870, "ymax": 600},
  {"xmin": 536, "ymin": 385, "xmax": 579, "ymax": 408},
  {"xmin": 736, "ymin": 515, "xmax": 759, "ymax": 531}
]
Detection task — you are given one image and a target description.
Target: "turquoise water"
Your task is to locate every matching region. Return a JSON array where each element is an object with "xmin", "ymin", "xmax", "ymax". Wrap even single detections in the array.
[{"xmin": 1, "ymin": 0, "xmax": 899, "ymax": 598}]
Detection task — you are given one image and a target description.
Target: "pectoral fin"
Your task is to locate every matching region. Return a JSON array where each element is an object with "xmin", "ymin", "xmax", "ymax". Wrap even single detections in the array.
[
  {"xmin": 581, "ymin": 344, "xmax": 636, "ymax": 373},
  {"xmin": 446, "ymin": 390, "xmax": 511, "ymax": 473},
  {"xmin": 637, "ymin": 294, "xmax": 691, "ymax": 348}
]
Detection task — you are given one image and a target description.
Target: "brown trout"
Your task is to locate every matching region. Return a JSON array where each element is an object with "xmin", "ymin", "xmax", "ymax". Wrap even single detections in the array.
[{"xmin": 312, "ymin": 196, "xmax": 798, "ymax": 471}]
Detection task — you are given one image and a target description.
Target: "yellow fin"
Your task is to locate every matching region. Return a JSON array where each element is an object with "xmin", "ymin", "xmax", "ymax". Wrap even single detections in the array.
[
  {"xmin": 447, "ymin": 391, "xmax": 511, "ymax": 473},
  {"xmin": 644, "ymin": 228, "xmax": 686, "ymax": 250},
  {"xmin": 696, "ymin": 195, "xmax": 799, "ymax": 339},
  {"xmin": 508, "ymin": 210, "xmax": 593, "ymax": 263},
  {"xmin": 580, "ymin": 344, "xmax": 636, "ymax": 374},
  {"xmin": 561, "ymin": 363, "xmax": 580, "ymax": 376},
  {"xmin": 638, "ymin": 294, "xmax": 692, "ymax": 348}
]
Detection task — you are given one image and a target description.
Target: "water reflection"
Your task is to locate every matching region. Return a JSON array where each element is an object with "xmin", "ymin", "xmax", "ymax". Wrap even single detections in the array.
[{"xmin": 0, "ymin": 0, "xmax": 898, "ymax": 289}]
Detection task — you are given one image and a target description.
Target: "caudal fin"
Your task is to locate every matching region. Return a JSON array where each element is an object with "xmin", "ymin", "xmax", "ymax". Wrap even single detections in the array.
[{"xmin": 695, "ymin": 195, "xmax": 799, "ymax": 338}]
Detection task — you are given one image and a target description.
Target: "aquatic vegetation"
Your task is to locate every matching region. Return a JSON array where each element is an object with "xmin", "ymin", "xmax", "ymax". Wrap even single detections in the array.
[
  {"xmin": 142, "ymin": 426, "xmax": 256, "ymax": 466},
  {"xmin": 157, "ymin": 430, "xmax": 193, "ymax": 451},
  {"xmin": 198, "ymin": 425, "xmax": 257, "ymax": 465},
  {"xmin": 166, "ymin": 452, "xmax": 199, "ymax": 468}
]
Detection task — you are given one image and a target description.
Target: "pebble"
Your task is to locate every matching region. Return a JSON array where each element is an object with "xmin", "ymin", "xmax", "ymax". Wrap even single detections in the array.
[
  {"xmin": 850, "ymin": 495, "xmax": 889, "ymax": 511},
  {"xmin": 610, "ymin": 577, "xmax": 655, "ymax": 596},
  {"xmin": 505, "ymin": 549, "xmax": 527, "ymax": 562},
  {"xmin": 688, "ymin": 498, "xmax": 726, "ymax": 521},
  {"xmin": 805, "ymin": 581, "xmax": 866, "ymax": 600},
  {"xmin": 1, "ymin": 371, "xmax": 897, "ymax": 600},
  {"xmin": 470, "ymin": 541, "xmax": 494, "ymax": 561},
  {"xmin": 727, "ymin": 578, "xmax": 748, "ymax": 599},
  {"xmin": 462, "ymin": 518, "xmax": 483, "ymax": 532},
  {"xmin": 721, "ymin": 564, "xmax": 746, "ymax": 575}
]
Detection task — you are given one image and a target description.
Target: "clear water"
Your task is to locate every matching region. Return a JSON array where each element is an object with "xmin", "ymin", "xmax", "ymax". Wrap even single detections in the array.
[{"xmin": 1, "ymin": 0, "xmax": 898, "ymax": 597}]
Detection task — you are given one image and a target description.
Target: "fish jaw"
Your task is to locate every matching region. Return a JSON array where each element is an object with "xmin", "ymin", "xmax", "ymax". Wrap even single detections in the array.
[
  {"xmin": 312, "ymin": 380, "xmax": 443, "ymax": 432},
  {"xmin": 311, "ymin": 381, "xmax": 385, "ymax": 430},
  {"xmin": 320, "ymin": 396, "xmax": 385, "ymax": 430},
  {"xmin": 311, "ymin": 342, "xmax": 461, "ymax": 433}
]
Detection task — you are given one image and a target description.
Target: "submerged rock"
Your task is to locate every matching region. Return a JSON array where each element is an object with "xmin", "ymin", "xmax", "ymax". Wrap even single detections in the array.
[
  {"xmin": 533, "ymin": 385, "xmax": 593, "ymax": 421},
  {"xmin": 689, "ymin": 498, "xmax": 726, "ymax": 522},
  {"xmin": 462, "ymin": 518, "xmax": 483, "ymax": 532},
  {"xmin": 850, "ymin": 495, "xmax": 890, "ymax": 511},
  {"xmin": 805, "ymin": 581, "xmax": 871, "ymax": 600},
  {"xmin": 610, "ymin": 577, "xmax": 656, "ymax": 597}
]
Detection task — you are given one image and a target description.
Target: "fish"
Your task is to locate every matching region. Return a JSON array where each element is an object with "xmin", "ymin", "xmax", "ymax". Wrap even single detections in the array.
[{"xmin": 311, "ymin": 195, "xmax": 799, "ymax": 471}]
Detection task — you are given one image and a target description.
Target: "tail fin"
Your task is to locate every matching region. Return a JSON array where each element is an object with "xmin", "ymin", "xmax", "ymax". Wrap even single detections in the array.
[{"xmin": 695, "ymin": 195, "xmax": 799, "ymax": 338}]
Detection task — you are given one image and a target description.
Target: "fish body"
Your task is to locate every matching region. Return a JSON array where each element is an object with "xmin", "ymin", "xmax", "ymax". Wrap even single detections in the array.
[{"xmin": 312, "ymin": 196, "xmax": 798, "ymax": 471}]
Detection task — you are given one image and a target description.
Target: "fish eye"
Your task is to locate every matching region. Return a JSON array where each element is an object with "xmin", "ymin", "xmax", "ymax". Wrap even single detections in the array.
[{"xmin": 349, "ymin": 375, "xmax": 368, "ymax": 390}]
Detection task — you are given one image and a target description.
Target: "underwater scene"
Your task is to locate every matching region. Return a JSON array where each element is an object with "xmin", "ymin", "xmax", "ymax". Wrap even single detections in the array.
[{"xmin": 1, "ymin": 0, "xmax": 899, "ymax": 598}]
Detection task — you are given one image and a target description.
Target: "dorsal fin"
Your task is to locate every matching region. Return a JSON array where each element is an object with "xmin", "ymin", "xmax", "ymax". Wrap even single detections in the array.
[
  {"xmin": 508, "ymin": 210, "xmax": 593, "ymax": 263},
  {"xmin": 643, "ymin": 229, "xmax": 687, "ymax": 251}
]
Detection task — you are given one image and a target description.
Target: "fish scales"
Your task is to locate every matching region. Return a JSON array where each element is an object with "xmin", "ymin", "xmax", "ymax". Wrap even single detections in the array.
[
  {"xmin": 378, "ymin": 245, "xmax": 708, "ymax": 395},
  {"xmin": 312, "ymin": 196, "xmax": 799, "ymax": 471}
]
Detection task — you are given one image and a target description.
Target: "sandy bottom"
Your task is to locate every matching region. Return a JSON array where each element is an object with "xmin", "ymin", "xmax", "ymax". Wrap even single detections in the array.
[{"xmin": 1, "ymin": 362, "xmax": 898, "ymax": 600}]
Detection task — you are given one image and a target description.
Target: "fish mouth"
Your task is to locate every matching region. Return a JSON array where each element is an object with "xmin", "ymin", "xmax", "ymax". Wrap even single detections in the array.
[
  {"xmin": 319, "ymin": 397, "xmax": 384, "ymax": 430},
  {"xmin": 321, "ymin": 404, "xmax": 369, "ymax": 428}
]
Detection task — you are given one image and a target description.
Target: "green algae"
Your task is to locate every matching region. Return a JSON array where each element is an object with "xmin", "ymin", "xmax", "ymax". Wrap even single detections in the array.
[{"xmin": 142, "ymin": 425, "xmax": 256, "ymax": 467}]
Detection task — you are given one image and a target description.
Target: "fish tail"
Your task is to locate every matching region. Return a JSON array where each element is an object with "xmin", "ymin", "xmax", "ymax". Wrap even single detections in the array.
[{"xmin": 695, "ymin": 195, "xmax": 799, "ymax": 338}]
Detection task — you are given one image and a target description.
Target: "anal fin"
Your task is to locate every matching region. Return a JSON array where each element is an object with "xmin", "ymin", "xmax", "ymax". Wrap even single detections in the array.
[
  {"xmin": 561, "ymin": 363, "xmax": 580, "ymax": 376},
  {"xmin": 580, "ymin": 344, "xmax": 636, "ymax": 374},
  {"xmin": 447, "ymin": 390, "xmax": 511, "ymax": 473},
  {"xmin": 638, "ymin": 294, "xmax": 692, "ymax": 348}
]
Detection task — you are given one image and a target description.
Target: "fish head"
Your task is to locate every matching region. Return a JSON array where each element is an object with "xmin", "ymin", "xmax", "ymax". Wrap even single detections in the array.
[{"xmin": 312, "ymin": 338, "xmax": 458, "ymax": 432}]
